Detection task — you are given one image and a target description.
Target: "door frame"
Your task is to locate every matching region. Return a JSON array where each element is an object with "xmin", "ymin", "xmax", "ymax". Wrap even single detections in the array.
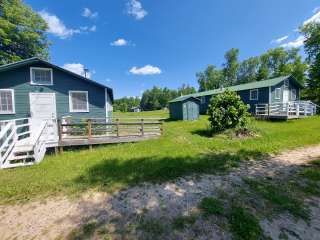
[{"xmin": 29, "ymin": 92, "xmax": 57, "ymax": 119}]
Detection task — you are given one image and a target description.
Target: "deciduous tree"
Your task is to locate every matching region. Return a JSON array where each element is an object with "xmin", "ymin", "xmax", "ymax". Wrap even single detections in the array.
[{"xmin": 0, "ymin": 0, "xmax": 49, "ymax": 65}]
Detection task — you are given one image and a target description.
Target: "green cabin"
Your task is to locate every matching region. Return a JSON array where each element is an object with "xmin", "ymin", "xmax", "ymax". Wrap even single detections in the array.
[
  {"xmin": 170, "ymin": 76, "xmax": 303, "ymax": 116},
  {"xmin": 169, "ymin": 96, "xmax": 200, "ymax": 120},
  {"xmin": 0, "ymin": 58, "xmax": 114, "ymax": 122}
]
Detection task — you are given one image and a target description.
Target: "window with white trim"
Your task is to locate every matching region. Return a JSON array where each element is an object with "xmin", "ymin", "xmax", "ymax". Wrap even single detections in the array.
[
  {"xmin": 250, "ymin": 89, "xmax": 258, "ymax": 100},
  {"xmin": 291, "ymin": 89, "xmax": 297, "ymax": 100},
  {"xmin": 0, "ymin": 89, "xmax": 15, "ymax": 114},
  {"xmin": 30, "ymin": 67, "xmax": 53, "ymax": 85},
  {"xmin": 69, "ymin": 91, "xmax": 89, "ymax": 112},
  {"xmin": 275, "ymin": 88, "xmax": 281, "ymax": 100}
]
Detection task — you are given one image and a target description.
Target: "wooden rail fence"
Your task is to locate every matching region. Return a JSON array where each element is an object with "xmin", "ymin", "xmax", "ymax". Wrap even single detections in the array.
[{"xmin": 57, "ymin": 118, "xmax": 164, "ymax": 150}]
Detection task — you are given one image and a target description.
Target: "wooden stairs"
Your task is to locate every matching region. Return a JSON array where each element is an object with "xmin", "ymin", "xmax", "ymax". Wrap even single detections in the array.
[{"xmin": 0, "ymin": 119, "xmax": 49, "ymax": 169}]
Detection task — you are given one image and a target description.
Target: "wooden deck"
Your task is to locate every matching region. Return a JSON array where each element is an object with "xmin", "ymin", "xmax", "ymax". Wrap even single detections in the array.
[
  {"xmin": 59, "ymin": 135, "xmax": 160, "ymax": 147},
  {"xmin": 255, "ymin": 101, "xmax": 317, "ymax": 120},
  {"xmin": 57, "ymin": 118, "xmax": 164, "ymax": 149}
]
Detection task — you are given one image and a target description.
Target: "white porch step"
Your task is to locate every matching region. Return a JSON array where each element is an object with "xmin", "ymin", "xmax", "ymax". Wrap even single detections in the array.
[{"xmin": 2, "ymin": 161, "xmax": 35, "ymax": 169}]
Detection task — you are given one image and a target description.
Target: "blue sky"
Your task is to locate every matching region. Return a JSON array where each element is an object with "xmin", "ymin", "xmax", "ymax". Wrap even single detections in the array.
[{"xmin": 26, "ymin": 0, "xmax": 320, "ymax": 99}]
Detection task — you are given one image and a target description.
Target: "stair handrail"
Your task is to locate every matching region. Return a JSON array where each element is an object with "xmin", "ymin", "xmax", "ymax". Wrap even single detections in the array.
[
  {"xmin": 31, "ymin": 120, "xmax": 48, "ymax": 146},
  {"xmin": 31, "ymin": 120, "xmax": 49, "ymax": 163},
  {"xmin": 0, "ymin": 121, "xmax": 16, "ymax": 165}
]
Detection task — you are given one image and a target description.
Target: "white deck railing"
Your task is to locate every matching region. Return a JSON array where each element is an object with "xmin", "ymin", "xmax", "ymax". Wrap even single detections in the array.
[
  {"xmin": 0, "ymin": 118, "xmax": 32, "ymax": 166},
  {"xmin": 255, "ymin": 101, "xmax": 317, "ymax": 117}
]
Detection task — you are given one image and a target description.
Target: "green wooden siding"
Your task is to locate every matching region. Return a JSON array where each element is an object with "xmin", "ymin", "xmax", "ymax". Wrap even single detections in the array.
[
  {"xmin": 169, "ymin": 98, "xmax": 200, "ymax": 120},
  {"xmin": 0, "ymin": 62, "xmax": 111, "ymax": 120}
]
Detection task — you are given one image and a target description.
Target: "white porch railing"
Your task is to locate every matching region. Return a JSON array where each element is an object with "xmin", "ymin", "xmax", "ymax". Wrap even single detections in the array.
[
  {"xmin": 255, "ymin": 101, "xmax": 317, "ymax": 118},
  {"xmin": 0, "ymin": 118, "xmax": 31, "ymax": 167},
  {"xmin": 0, "ymin": 121, "xmax": 16, "ymax": 166},
  {"xmin": 0, "ymin": 118, "xmax": 49, "ymax": 168}
]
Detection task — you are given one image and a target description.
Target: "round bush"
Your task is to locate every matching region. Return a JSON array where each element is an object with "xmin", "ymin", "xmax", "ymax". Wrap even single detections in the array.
[{"xmin": 208, "ymin": 90, "xmax": 249, "ymax": 133}]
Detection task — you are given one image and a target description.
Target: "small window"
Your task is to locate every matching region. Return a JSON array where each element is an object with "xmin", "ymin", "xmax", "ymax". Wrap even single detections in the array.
[
  {"xmin": 30, "ymin": 67, "xmax": 53, "ymax": 85},
  {"xmin": 69, "ymin": 91, "xmax": 89, "ymax": 112},
  {"xmin": 275, "ymin": 88, "xmax": 281, "ymax": 100},
  {"xmin": 291, "ymin": 89, "xmax": 297, "ymax": 101},
  {"xmin": 250, "ymin": 89, "xmax": 258, "ymax": 100},
  {"xmin": 284, "ymin": 79, "xmax": 289, "ymax": 88},
  {"xmin": 0, "ymin": 89, "xmax": 15, "ymax": 114}
]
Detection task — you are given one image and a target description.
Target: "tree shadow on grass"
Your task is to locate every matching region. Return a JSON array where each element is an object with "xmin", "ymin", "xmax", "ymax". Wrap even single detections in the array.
[{"xmin": 74, "ymin": 149, "xmax": 268, "ymax": 192}]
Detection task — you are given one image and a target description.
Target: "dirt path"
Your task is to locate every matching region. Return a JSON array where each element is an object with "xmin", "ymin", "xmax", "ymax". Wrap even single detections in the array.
[{"xmin": 1, "ymin": 145, "xmax": 320, "ymax": 240}]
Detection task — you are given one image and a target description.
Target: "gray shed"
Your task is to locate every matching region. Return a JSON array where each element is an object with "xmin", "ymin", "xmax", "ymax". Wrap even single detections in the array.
[{"xmin": 169, "ymin": 96, "xmax": 200, "ymax": 120}]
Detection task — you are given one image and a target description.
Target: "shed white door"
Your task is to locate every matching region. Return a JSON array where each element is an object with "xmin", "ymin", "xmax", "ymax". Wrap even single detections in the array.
[
  {"xmin": 283, "ymin": 90, "xmax": 289, "ymax": 103},
  {"xmin": 29, "ymin": 93, "xmax": 58, "ymax": 144}
]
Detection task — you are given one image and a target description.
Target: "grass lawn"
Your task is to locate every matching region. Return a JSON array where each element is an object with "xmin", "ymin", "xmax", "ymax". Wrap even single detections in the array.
[{"xmin": 0, "ymin": 112, "xmax": 320, "ymax": 204}]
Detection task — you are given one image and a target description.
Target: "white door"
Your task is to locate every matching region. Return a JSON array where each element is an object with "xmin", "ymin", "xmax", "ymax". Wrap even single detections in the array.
[
  {"xmin": 283, "ymin": 90, "xmax": 289, "ymax": 103},
  {"xmin": 29, "ymin": 93, "xmax": 58, "ymax": 143}
]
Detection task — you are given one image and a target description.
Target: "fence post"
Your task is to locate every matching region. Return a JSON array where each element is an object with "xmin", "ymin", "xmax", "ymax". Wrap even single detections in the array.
[
  {"xmin": 296, "ymin": 102, "xmax": 299, "ymax": 117},
  {"xmin": 87, "ymin": 119, "xmax": 92, "ymax": 139},
  {"xmin": 141, "ymin": 119, "xmax": 144, "ymax": 136},
  {"xmin": 57, "ymin": 119, "xmax": 62, "ymax": 141},
  {"xmin": 116, "ymin": 118, "xmax": 119, "ymax": 137}
]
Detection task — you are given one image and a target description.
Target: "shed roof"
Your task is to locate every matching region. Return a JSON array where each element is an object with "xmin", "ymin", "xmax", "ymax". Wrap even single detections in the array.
[
  {"xmin": 170, "ymin": 75, "xmax": 302, "ymax": 102},
  {"xmin": 169, "ymin": 96, "xmax": 201, "ymax": 103},
  {"xmin": 0, "ymin": 57, "xmax": 114, "ymax": 101}
]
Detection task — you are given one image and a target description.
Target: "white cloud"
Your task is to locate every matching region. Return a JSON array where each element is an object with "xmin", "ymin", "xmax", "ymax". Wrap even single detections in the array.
[
  {"xmin": 63, "ymin": 63, "xmax": 91, "ymax": 78},
  {"xmin": 89, "ymin": 25, "xmax": 97, "ymax": 32},
  {"xmin": 129, "ymin": 65, "xmax": 161, "ymax": 75},
  {"xmin": 39, "ymin": 10, "xmax": 80, "ymax": 39},
  {"xmin": 271, "ymin": 8, "xmax": 320, "ymax": 49},
  {"xmin": 127, "ymin": 0, "xmax": 148, "ymax": 20},
  {"xmin": 82, "ymin": 8, "xmax": 98, "ymax": 19},
  {"xmin": 110, "ymin": 38, "xmax": 129, "ymax": 46},
  {"xmin": 271, "ymin": 35, "xmax": 289, "ymax": 44},
  {"xmin": 313, "ymin": 7, "xmax": 320, "ymax": 14},
  {"xmin": 303, "ymin": 9, "xmax": 320, "ymax": 25},
  {"xmin": 80, "ymin": 25, "xmax": 97, "ymax": 32},
  {"xmin": 281, "ymin": 35, "xmax": 305, "ymax": 48}
]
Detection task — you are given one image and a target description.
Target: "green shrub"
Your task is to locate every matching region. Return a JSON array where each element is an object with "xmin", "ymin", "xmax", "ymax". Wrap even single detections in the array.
[
  {"xmin": 208, "ymin": 90, "xmax": 249, "ymax": 133},
  {"xmin": 198, "ymin": 197, "xmax": 224, "ymax": 216}
]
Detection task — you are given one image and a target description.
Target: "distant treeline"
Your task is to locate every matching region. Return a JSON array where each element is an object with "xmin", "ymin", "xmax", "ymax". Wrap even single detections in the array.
[
  {"xmin": 113, "ymin": 84, "xmax": 196, "ymax": 112},
  {"xmin": 197, "ymin": 47, "xmax": 307, "ymax": 92}
]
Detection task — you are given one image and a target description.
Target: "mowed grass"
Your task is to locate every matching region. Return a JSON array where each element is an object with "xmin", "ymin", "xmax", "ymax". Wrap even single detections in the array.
[{"xmin": 0, "ymin": 113, "xmax": 320, "ymax": 204}]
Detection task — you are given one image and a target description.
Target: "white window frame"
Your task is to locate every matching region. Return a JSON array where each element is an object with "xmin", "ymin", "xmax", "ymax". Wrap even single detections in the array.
[
  {"xmin": 30, "ymin": 67, "xmax": 53, "ymax": 86},
  {"xmin": 275, "ymin": 88, "xmax": 281, "ymax": 100},
  {"xmin": 291, "ymin": 89, "xmax": 297, "ymax": 101},
  {"xmin": 250, "ymin": 89, "xmax": 258, "ymax": 100},
  {"xmin": 0, "ymin": 89, "xmax": 15, "ymax": 114},
  {"xmin": 69, "ymin": 91, "xmax": 89, "ymax": 113}
]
